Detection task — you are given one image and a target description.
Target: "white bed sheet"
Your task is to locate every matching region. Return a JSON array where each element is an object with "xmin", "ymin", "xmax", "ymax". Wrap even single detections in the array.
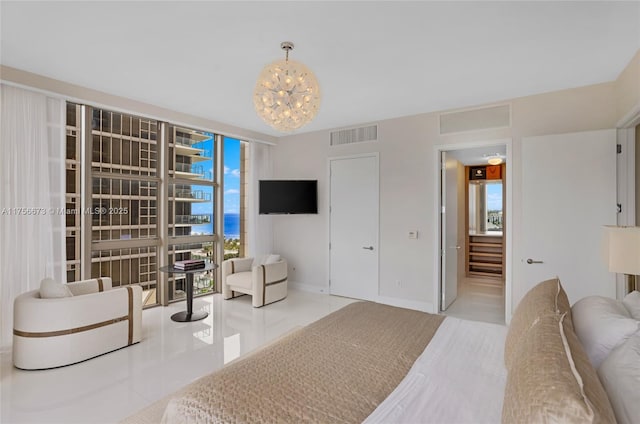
[{"xmin": 363, "ymin": 316, "xmax": 508, "ymax": 424}]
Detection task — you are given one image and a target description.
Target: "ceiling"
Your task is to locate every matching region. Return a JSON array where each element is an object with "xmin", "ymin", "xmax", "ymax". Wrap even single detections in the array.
[
  {"xmin": 447, "ymin": 145, "xmax": 507, "ymax": 166},
  {"xmin": 1, "ymin": 1, "xmax": 639, "ymax": 138}
]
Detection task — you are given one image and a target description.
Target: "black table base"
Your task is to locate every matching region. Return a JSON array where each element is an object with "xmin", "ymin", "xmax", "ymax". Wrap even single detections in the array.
[
  {"xmin": 171, "ymin": 310, "xmax": 208, "ymax": 322},
  {"xmin": 159, "ymin": 263, "xmax": 216, "ymax": 323}
]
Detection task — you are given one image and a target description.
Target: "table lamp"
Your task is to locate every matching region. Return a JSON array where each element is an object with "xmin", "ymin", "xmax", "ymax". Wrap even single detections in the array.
[{"xmin": 603, "ymin": 226, "xmax": 640, "ymax": 293}]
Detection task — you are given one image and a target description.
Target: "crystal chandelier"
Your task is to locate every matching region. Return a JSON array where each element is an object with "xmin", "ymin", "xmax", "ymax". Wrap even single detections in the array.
[{"xmin": 253, "ymin": 42, "xmax": 321, "ymax": 132}]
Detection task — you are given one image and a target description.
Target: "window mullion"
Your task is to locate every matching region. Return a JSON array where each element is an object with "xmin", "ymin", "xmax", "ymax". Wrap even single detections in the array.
[
  {"xmin": 80, "ymin": 105, "xmax": 93, "ymax": 280},
  {"xmin": 158, "ymin": 122, "xmax": 169, "ymax": 305}
]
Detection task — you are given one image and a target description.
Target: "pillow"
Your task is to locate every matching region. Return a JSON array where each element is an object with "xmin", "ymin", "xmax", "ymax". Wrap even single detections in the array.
[
  {"xmin": 252, "ymin": 255, "xmax": 269, "ymax": 268},
  {"xmin": 562, "ymin": 312, "xmax": 619, "ymax": 424},
  {"xmin": 597, "ymin": 332, "xmax": 640, "ymax": 424},
  {"xmin": 39, "ymin": 278, "xmax": 73, "ymax": 299},
  {"xmin": 504, "ymin": 277, "xmax": 572, "ymax": 369},
  {"xmin": 572, "ymin": 296, "xmax": 640, "ymax": 369},
  {"xmin": 622, "ymin": 290, "xmax": 640, "ymax": 320},
  {"xmin": 502, "ymin": 313, "xmax": 616, "ymax": 423},
  {"xmin": 264, "ymin": 254, "xmax": 281, "ymax": 264},
  {"xmin": 252, "ymin": 254, "xmax": 280, "ymax": 267}
]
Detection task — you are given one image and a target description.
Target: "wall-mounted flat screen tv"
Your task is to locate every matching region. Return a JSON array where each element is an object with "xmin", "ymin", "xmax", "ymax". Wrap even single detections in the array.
[{"xmin": 259, "ymin": 180, "xmax": 318, "ymax": 214}]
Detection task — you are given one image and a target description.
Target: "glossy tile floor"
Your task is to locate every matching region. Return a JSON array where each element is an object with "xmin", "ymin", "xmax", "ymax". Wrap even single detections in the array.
[
  {"xmin": 443, "ymin": 276, "xmax": 506, "ymax": 324},
  {"xmin": 0, "ymin": 289, "xmax": 356, "ymax": 424}
]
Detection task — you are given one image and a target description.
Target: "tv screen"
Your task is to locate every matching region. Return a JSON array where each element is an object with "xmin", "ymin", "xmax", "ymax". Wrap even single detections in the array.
[{"xmin": 259, "ymin": 180, "xmax": 318, "ymax": 214}]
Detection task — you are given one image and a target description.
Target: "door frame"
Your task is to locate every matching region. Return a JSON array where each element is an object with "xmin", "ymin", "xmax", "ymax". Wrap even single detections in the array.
[
  {"xmin": 433, "ymin": 139, "xmax": 513, "ymax": 322},
  {"xmin": 441, "ymin": 151, "xmax": 460, "ymax": 310},
  {"xmin": 615, "ymin": 102, "xmax": 639, "ymax": 299},
  {"xmin": 327, "ymin": 152, "xmax": 380, "ymax": 300}
]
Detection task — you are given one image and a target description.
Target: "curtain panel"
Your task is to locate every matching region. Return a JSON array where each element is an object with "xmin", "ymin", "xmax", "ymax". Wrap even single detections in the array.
[{"xmin": 0, "ymin": 84, "xmax": 65, "ymax": 350}]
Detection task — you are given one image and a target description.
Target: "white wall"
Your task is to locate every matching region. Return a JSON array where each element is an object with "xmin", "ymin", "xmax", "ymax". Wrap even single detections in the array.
[
  {"xmin": 637, "ymin": 124, "xmax": 640, "ymax": 226},
  {"xmin": 615, "ymin": 50, "xmax": 640, "ymax": 123},
  {"xmin": 273, "ymin": 81, "xmax": 619, "ymax": 314}
]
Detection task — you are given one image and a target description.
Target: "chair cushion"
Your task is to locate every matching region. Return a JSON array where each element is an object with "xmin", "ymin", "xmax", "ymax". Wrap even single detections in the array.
[
  {"xmin": 265, "ymin": 254, "xmax": 281, "ymax": 264},
  {"xmin": 252, "ymin": 254, "xmax": 281, "ymax": 268},
  {"xmin": 226, "ymin": 271, "xmax": 252, "ymax": 290},
  {"xmin": 252, "ymin": 255, "xmax": 269, "ymax": 268},
  {"xmin": 39, "ymin": 278, "xmax": 73, "ymax": 299}
]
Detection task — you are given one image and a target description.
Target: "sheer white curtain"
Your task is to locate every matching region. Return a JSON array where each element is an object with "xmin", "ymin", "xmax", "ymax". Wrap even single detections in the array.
[
  {"xmin": 0, "ymin": 84, "xmax": 66, "ymax": 350},
  {"xmin": 247, "ymin": 141, "xmax": 274, "ymax": 257}
]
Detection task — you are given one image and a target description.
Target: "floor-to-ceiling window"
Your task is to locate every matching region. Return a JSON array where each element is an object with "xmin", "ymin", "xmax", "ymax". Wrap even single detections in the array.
[
  {"xmin": 223, "ymin": 137, "xmax": 247, "ymax": 259},
  {"xmin": 66, "ymin": 103, "xmax": 162, "ymax": 305},
  {"xmin": 65, "ymin": 102, "xmax": 241, "ymax": 307},
  {"xmin": 167, "ymin": 125, "xmax": 216, "ymax": 301},
  {"xmin": 65, "ymin": 103, "xmax": 83, "ymax": 282}
]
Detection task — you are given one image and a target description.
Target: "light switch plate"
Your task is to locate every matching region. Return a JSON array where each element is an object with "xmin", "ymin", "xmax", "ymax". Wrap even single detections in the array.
[{"xmin": 408, "ymin": 231, "xmax": 418, "ymax": 239}]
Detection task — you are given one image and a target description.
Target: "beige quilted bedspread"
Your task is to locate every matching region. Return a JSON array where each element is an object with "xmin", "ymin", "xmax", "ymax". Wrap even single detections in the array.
[{"xmin": 161, "ymin": 301, "xmax": 444, "ymax": 424}]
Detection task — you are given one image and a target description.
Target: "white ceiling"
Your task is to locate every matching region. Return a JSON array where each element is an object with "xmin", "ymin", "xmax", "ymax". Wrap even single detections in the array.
[
  {"xmin": 447, "ymin": 145, "xmax": 507, "ymax": 166},
  {"xmin": 1, "ymin": 1, "xmax": 639, "ymax": 138}
]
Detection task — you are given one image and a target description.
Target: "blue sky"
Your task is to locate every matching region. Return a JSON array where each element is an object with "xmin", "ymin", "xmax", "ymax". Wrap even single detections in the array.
[
  {"xmin": 187, "ymin": 136, "xmax": 240, "ymax": 216},
  {"xmin": 486, "ymin": 182, "xmax": 503, "ymax": 211},
  {"xmin": 223, "ymin": 137, "xmax": 240, "ymax": 214}
]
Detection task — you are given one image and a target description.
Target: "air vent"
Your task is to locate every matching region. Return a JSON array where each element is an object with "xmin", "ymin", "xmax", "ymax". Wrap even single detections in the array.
[
  {"xmin": 330, "ymin": 125, "xmax": 378, "ymax": 146},
  {"xmin": 439, "ymin": 104, "xmax": 511, "ymax": 135}
]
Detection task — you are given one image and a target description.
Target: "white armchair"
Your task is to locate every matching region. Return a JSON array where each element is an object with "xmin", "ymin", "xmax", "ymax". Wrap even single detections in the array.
[
  {"xmin": 222, "ymin": 256, "xmax": 288, "ymax": 307},
  {"xmin": 13, "ymin": 277, "xmax": 142, "ymax": 370}
]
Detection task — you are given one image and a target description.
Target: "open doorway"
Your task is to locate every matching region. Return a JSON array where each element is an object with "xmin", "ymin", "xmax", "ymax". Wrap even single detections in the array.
[{"xmin": 435, "ymin": 141, "xmax": 511, "ymax": 324}]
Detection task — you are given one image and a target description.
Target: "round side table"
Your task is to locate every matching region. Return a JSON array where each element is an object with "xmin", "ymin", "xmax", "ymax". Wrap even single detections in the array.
[{"xmin": 159, "ymin": 262, "xmax": 218, "ymax": 322}]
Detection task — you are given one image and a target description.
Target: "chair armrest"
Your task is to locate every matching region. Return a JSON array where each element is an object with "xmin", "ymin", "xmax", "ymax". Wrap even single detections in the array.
[
  {"xmin": 264, "ymin": 260, "xmax": 288, "ymax": 279},
  {"xmin": 253, "ymin": 260, "xmax": 288, "ymax": 288}
]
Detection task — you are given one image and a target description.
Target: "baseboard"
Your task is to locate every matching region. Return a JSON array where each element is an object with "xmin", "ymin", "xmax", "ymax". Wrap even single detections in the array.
[
  {"xmin": 375, "ymin": 295, "xmax": 435, "ymax": 313},
  {"xmin": 287, "ymin": 282, "xmax": 435, "ymax": 312},
  {"xmin": 288, "ymin": 281, "xmax": 330, "ymax": 294}
]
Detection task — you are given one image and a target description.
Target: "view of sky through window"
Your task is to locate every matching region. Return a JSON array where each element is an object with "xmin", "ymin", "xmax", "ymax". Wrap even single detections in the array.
[{"xmin": 188, "ymin": 137, "xmax": 240, "ymax": 239}]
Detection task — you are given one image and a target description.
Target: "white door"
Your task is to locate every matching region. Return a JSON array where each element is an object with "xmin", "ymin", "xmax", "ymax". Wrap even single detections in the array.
[
  {"xmin": 522, "ymin": 130, "xmax": 617, "ymax": 304},
  {"xmin": 329, "ymin": 155, "xmax": 379, "ymax": 300},
  {"xmin": 441, "ymin": 152, "xmax": 459, "ymax": 310}
]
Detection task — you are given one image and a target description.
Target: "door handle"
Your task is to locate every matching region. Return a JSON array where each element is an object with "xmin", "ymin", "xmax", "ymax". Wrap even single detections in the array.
[
  {"xmin": 526, "ymin": 258, "xmax": 543, "ymax": 264},
  {"xmin": 362, "ymin": 246, "xmax": 374, "ymax": 250},
  {"xmin": 449, "ymin": 246, "xmax": 461, "ymax": 249}
]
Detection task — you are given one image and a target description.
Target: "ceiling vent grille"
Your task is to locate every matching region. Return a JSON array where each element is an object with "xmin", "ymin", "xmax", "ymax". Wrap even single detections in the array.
[{"xmin": 330, "ymin": 125, "xmax": 378, "ymax": 146}]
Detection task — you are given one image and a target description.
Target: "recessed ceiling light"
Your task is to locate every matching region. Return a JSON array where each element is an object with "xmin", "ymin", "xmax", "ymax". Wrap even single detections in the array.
[{"xmin": 483, "ymin": 153, "xmax": 503, "ymax": 165}]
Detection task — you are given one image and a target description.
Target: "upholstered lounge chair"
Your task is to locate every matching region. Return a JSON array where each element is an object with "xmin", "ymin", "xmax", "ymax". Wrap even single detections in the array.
[
  {"xmin": 222, "ymin": 256, "xmax": 288, "ymax": 307},
  {"xmin": 13, "ymin": 277, "xmax": 142, "ymax": 370}
]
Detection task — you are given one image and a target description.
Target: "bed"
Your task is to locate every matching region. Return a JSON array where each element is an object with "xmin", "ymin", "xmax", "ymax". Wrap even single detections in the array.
[{"xmin": 125, "ymin": 278, "xmax": 640, "ymax": 424}]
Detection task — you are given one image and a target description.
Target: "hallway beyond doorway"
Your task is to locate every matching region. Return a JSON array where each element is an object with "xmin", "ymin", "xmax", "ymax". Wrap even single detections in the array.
[{"xmin": 443, "ymin": 276, "xmax": 505, "ymax": 325}]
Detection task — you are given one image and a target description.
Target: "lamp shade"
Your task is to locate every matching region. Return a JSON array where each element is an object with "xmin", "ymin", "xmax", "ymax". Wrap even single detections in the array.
[{"xmin": 602, "ymin": 226, "xmax": 640, "ymax": 275}]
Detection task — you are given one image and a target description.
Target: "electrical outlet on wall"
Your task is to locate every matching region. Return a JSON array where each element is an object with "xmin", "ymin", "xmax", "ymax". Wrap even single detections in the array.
[{"xmin": 408, "ymin": 231, "xmax": 418, "ymax": 239}]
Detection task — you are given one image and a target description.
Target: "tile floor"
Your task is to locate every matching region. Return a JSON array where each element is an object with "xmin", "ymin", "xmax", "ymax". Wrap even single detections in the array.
[
  {"xmin": 443, "ymin": 276, "xmax": 506, "ymax": 324},
  {"xmin": 0, "ymin": 289, "xmax": 355, "ymax": 424}
]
